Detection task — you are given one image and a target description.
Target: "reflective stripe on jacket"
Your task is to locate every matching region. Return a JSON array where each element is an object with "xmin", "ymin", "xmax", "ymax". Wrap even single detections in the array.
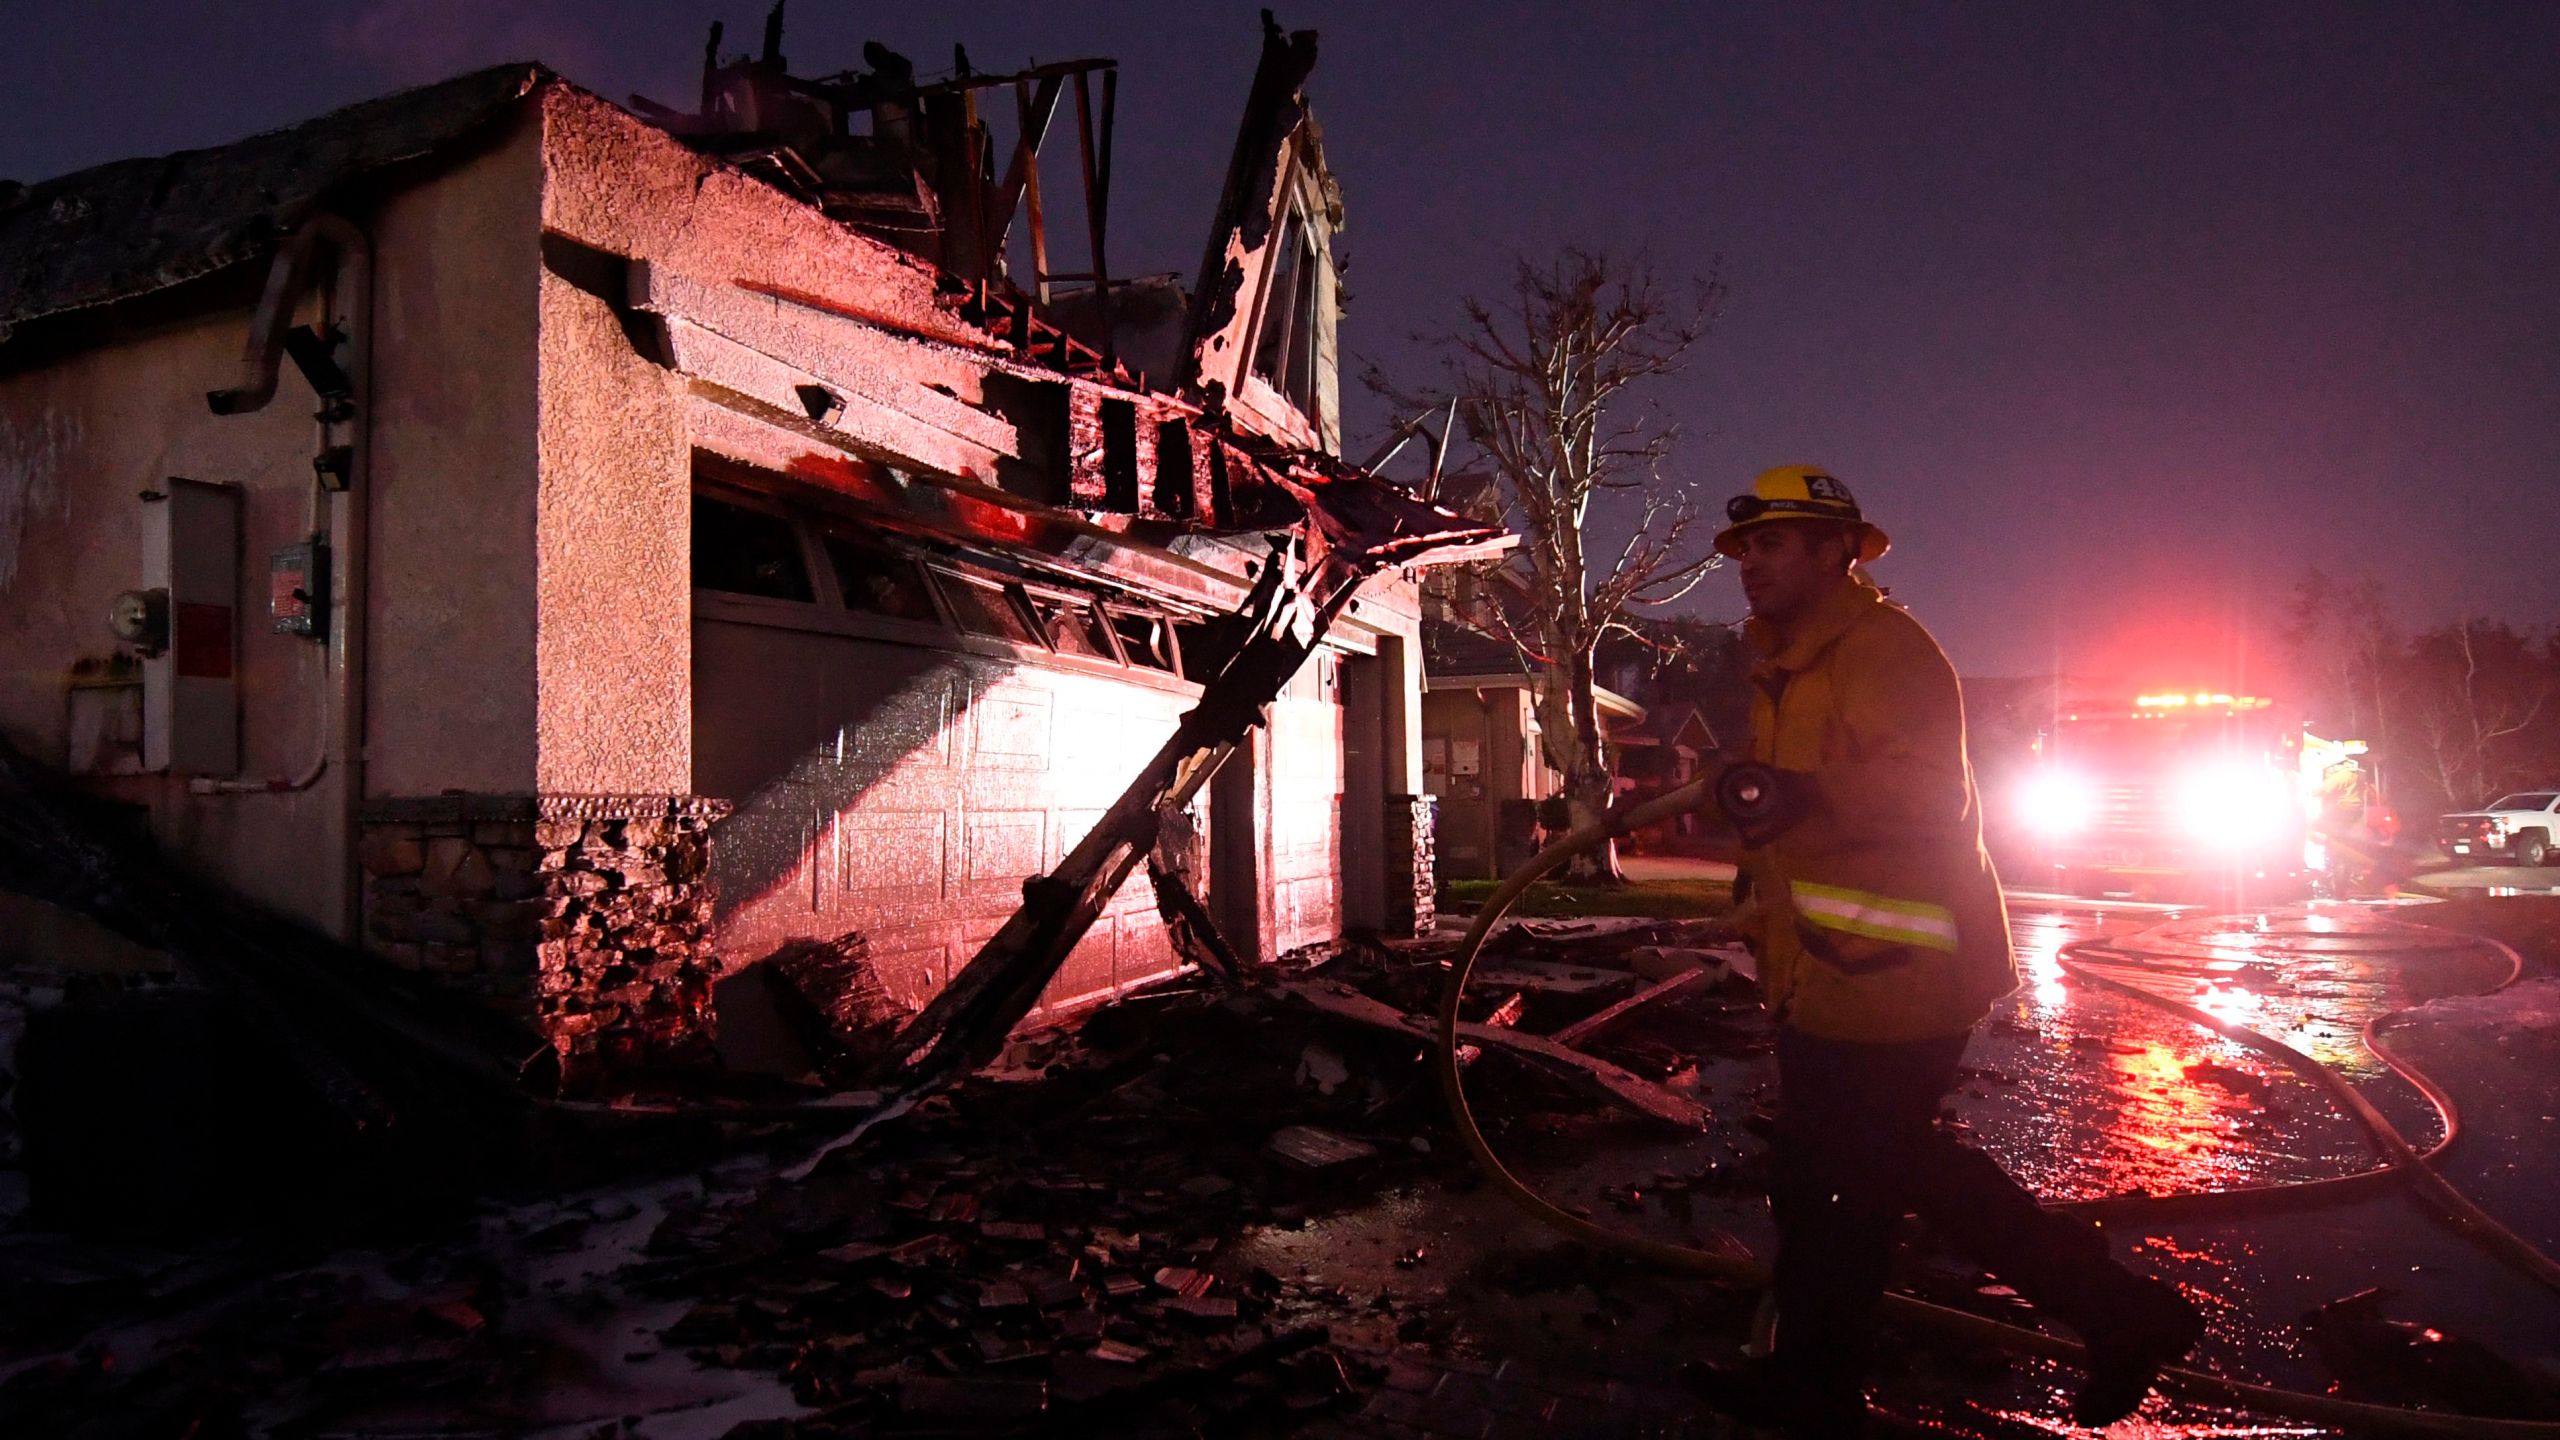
[{"xmin": 1738, "ymin": 576, "xmax": 2017, "ymax": 1042}]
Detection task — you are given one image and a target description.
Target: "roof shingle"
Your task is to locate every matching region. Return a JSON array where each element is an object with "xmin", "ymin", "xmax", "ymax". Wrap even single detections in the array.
[{"xmin": 0, "ymin": 63, "xmax": 544, "ymax": 339}]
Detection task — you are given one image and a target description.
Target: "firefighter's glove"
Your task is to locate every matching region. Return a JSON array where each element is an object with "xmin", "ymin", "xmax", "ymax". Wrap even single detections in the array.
[{"xmin": 1713, "ymin": 762, "xmax": 1815, "ymax": 848}]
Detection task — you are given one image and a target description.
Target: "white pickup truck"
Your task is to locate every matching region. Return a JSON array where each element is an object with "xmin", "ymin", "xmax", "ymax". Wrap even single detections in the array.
[{"xmin": 2439, "ymin": 791, "xmax": 2560, "ymax": 866}]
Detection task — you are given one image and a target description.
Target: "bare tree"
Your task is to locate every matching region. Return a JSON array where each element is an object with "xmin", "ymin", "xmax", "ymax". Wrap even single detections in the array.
[
  {"xmin": 2281, "ymin": 567, "xmax": 2399, "ymax": 802},
  {"xmin": 2409, "ymin": 619, "xmax": 2549, "ymax": 807},
  {"xmin": 1371, "ymin": 250, "xmax": 1722, "ymax": 881}
]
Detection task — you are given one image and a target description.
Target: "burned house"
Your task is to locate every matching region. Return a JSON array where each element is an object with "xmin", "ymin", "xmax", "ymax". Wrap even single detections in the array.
[
  {"xmin": 1418, "ymin": 616, "xmax": 1645, "ymax": 880},
  {"xmin": 0, "ymin": 19, "xmax": 1469, "ymax": 1076}
]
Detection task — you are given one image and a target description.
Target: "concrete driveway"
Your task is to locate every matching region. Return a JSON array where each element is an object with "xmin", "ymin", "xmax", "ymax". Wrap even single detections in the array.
[{"xmin": 2418, "ymin": 861, "xmax": 2560, "ymax": 894}]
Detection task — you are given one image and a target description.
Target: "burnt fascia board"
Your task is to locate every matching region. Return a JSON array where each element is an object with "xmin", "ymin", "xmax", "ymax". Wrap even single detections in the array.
[
  {"xmin": 632, "ymin": 260, "xmax": 1018, "ymax": 454},
  {"xmin": 637, "ymin": 262, "xmax": 1303, "ymax": 528},
  {"xmin": 681, "ymin": 385, "xmax": 1250, "ymax": 612},
  {"xmin": 635, "ymin": 260, "xmax": 1213, "ymax": 475},
  {"xmin": 664, "ymin": 316, "xmax": 1006, "ymax": 481}
]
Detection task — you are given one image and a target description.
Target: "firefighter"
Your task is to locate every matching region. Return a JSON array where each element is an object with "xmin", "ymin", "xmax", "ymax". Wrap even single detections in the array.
[{"xmin": 1686, "ymin": 466, "xmax": 2205, "ymax": 1435}]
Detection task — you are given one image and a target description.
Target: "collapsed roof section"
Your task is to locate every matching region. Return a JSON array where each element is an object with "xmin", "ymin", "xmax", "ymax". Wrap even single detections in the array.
[
  {"xmin": 1180, "ymin": 15, "xmax": 1341, "ymax": 450},
  {"xmin": 627, "ymin": 6, "xmax": 1352, "ymax": 477},
  {"xmin": 0, "ymin": 12, "xmax": 1480, "ymax": 570}
]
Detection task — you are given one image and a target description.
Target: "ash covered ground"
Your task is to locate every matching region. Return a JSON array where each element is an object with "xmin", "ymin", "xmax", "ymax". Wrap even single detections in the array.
[{"xmin": 4, "ymin": 899, "xmax": 2558, "ymax": 1439}]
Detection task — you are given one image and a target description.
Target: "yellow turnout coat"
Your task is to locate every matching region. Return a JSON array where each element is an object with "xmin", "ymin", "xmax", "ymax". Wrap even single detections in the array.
[{"xmin": 1736, "ymin": 577, "xmax": 2017, "ymax": 1042}]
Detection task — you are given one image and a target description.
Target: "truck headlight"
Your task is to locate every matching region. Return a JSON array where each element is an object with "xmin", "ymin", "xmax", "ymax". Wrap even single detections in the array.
[
  {"xmin": 2179, "ymin": 763, "xmax": 2291, "ymax": 850},
  {"xmin": 2022, "ymin": 770, "xmax": 2096, "ymax": 836}
]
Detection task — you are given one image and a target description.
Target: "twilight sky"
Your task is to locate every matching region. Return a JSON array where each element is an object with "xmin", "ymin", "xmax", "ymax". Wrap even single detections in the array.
[{"xmin": 7, "ymin": 1, "xmax": 2555, "ymax": 681}]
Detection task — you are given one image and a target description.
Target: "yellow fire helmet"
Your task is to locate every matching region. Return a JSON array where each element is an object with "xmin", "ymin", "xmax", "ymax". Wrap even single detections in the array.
[{"xmin": 1712, "ymin": 464, "xmax": 1891, "ymax": 563}]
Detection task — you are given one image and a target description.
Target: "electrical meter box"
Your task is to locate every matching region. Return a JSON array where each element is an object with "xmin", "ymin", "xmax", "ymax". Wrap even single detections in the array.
[
  {"xmin": 271, "ymin": 539, "xmax": 328, "ymax": 639},
  {"xmin": 142, "ymin": 477, "xmax": 241, "ymax": 774}
]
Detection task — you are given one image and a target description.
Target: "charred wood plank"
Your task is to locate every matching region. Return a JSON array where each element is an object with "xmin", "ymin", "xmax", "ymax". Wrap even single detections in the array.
[
  {"xmin": 1548, "ymin": 965, "xmax": 1719, "ymax": 1051},
  {"xmin": 1145, "ymin": 849, "xmax": 1242, "ymax": 985},
  {"xmin": 1273, "ymin": 979, "xmax": 1708, "ymax": 1132}
]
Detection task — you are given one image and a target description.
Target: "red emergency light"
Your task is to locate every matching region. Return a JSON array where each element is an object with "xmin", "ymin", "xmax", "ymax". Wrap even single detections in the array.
[{"xmin": 2131, "ymin": 692, "xmax": 2271, "ymax": 711}]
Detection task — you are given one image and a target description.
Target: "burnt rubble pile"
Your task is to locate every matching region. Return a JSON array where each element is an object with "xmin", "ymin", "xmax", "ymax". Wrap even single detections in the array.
[
  {"xmin": 641, "ymin": 988, "xmax": 1459, "ymax": 1433},
  {"xmin": 0, "ymin": 899, "xmax": 1777, "ymax": 1437},
  {"xmin": 619, "ymin": 930, "xmax": 1770, "ymax": 1435},
  {"xmin": 748, "ymin": 929, "xmax": 921, "ymax": 1088}
]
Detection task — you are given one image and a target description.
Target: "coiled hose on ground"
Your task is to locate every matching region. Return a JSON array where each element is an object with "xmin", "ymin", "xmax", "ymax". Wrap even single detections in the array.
[{"xmin": 1435, "ymin": 776, "xmax": 2560, "ymax": 1438}]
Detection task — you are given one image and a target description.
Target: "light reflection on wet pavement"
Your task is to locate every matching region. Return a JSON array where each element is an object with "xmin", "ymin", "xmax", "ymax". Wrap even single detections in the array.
[
  {"xmin": 1980, "ymin": 907, "xmax": 2519, "ymax": 1210},
  {"xmin": 1940, "ymin": 902, "xmax": 2537, "ymax": 1422},
  {"xmin": 1230, "ymin": 900, "xmax": 2560, "ymax": 1437}
]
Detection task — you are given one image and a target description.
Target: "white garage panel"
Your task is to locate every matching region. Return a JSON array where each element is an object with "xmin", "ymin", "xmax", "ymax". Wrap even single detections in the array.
[
  {"xmin": 695, "ymin": 614, "xmax": 1190, "ymax": 1014},
  {"xmin": 1265, "ymin": 656, "xmax": 1345, "ymax": 956}
]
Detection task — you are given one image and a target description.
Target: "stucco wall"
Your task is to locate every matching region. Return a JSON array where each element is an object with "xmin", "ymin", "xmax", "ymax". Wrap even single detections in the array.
[
  {"xmin": 0, "ymin": 308, "xmax": 335, "ymax": 921},
  {"xmin": 532, "ymin": 250, "xmax": 689, "ymax": 794},
  {"xmin": 364, "ymin": 118, "xmax": 546, "ymax": 798},
  {"xmin": 0, "ymin": 117, "xmax": 547, "ymax": 935}
]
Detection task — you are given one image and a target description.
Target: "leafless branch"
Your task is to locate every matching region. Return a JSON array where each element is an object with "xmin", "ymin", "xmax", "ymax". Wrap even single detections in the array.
[{"xmin": 1363, "ymin": 247, "xmax": 1726, "ymax": 879}]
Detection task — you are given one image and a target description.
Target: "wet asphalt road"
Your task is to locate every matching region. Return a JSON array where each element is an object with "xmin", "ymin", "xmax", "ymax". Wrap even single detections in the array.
[{"xmin": 1233, "ymin": 898, "xmax": 2560, "ymax": 1437}]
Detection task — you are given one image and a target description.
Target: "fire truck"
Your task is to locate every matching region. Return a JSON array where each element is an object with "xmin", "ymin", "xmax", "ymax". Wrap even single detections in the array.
[{"xmin": 2015, "ymin": 692, "xmax": 2341, "ymax": 903}]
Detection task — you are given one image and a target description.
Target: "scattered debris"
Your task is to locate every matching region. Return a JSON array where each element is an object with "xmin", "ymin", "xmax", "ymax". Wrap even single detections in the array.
[
  {"xmin": 1268, "ymin": 1124, "xmax": 1380, "ymax": 1172},
  {"xmin": 1295, "ymin": 1043, "xmax": 1352, "ymax": 1096},
  {"xmin": 1550, "ymin": 964, "xmax": 1722, "ymax": 1050},
  {"xmin": 1472, "ymin": 958, "xmax": 1643, "ymax": 999},
  {"xmin": 1276, "ymin": 977, "xmax": 1710, "ymax": 1130},
  {"xmin": 2301, "ymin": 1287, "xmax": 2560, "ymax": 1418}
]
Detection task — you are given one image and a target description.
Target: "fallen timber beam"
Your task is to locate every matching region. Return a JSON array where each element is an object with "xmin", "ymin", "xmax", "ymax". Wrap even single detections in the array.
[
  {"xmin": 1547, "ymin": 963, "xmax": 1721, "ymax": 1051},
  {"xmin": 1274, "ymin": 978, "xmax": 1708, "ymax": 1131},
  {"xmin": 865, "ymin": 469, "xmax": 1508, "ymax": 1100},
  {"xmin": 1147, "ymin": 853, "xmax": 1244, "ymax": 984}
]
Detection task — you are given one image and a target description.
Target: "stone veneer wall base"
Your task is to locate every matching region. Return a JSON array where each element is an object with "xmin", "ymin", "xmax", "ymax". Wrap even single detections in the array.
[
  {"xmin": 1384, "ymin": 793, "xmax": 1437, "ymax": 939},
  {"xmin": 358, "ymin": 793, "xmax": 730, "ymax": 1087}
]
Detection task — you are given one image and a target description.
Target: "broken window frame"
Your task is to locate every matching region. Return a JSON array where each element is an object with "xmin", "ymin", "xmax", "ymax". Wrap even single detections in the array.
[
  {"xmin": 816, "ymin": 523, "xmax": 949, "ymax": 631},
  {"xmin": 1246, "ymin": 181, "xmax": 1327, "ymax": 433},
  {"xmin": 689, "ymin": 467, "xmax": 1209, "ymax": 692},
  {"xmin": 693, "ymin": 477, "xmax": 961, "ymax": 651},
  {"xmin": 691, "ymin": 488, "xmax": 823, "ymax": 606},
  {"xmin": 1104, "ymin": 606, "xmax": 1181, "ymax": 677},
  {"xmin": 930, "ymin": 568, "xmax": 1049, "ymax": 650},
  {"xmin": 1022, "ymin": 585, "xmax": 1126, "ymax": 665}
]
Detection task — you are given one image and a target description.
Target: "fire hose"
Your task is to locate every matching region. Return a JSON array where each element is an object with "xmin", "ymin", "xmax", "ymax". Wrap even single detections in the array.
[{"xmin": 1435, "ymin": 774, "xmax": 2560, "ymax": 1438}]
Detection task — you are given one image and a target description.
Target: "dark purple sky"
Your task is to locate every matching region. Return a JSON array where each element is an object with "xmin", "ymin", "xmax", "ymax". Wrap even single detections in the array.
[{"xmin": 9, "ymin": 2, "xmax": 2555, "ymax": 680}]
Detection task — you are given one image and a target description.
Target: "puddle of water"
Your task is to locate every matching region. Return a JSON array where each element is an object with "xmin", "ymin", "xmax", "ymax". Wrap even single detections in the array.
[{"xmin": 1226, "ymin": 903, "xmax": 2540, "ymax": 1434}]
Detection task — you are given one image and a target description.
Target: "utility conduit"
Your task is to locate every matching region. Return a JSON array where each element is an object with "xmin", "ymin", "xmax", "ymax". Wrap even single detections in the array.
[{"xmin": 1435, "ymin": 777, "xmax": 2560, "ymax": 1439}]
